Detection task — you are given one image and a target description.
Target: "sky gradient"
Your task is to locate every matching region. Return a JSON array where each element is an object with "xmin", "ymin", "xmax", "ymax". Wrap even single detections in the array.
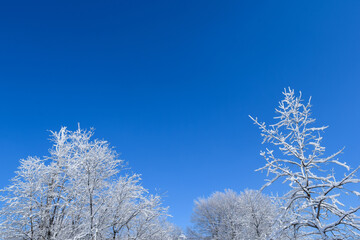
[{"xmin": 0, "ymin": 1, "xmax": 360, "ymax": 229}]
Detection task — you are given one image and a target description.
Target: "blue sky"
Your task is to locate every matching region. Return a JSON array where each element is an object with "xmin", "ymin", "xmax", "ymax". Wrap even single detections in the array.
[{"xmin": 0, "ymin": 0, "xmax": 360, "ymax": 229}]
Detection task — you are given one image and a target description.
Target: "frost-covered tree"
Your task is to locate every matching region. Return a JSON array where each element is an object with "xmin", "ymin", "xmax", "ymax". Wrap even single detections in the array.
[
  {"xmin": 238, "ymin": 190, "xmax": 278, "ymax": 239},
  {"xmin": 0, "ymin": 157, "xmax": 47, "ymax": 240},
  {"xmin": 187, "ymin": 189, "xmax": 278, "ymax": 240},
  {"xmin": 0, "ymin": 126, "xmax": 179, "ymax": 240},
  {"xmin": 187, "ymin": 189, "xmax": 241, "ymax": 240},
  {"xmin": 250, "ymin": 88, "xmax": 360, "ymax": 239}
]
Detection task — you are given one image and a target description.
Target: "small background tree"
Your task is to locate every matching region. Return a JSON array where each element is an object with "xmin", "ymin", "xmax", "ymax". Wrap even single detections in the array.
[{"xmin": 187, "ymin": 189, "xmax": 278, "ymax": 240}]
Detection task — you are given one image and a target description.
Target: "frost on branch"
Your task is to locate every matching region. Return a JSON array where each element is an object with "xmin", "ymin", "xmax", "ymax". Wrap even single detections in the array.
[{"xmin": 250, "ymin": 88, "xmax": 360, "ymax": 239}]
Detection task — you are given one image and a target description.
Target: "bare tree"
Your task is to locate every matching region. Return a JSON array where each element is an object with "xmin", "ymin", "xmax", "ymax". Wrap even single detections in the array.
[{"xmin": 250, "ymin": 88, "xmax": 360, "ymax": 239}]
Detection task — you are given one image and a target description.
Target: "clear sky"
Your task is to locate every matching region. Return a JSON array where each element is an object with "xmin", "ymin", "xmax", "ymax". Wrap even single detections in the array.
[{"xmin": 0, "ymin": 0, "xmax": 360, "ymax": 229}]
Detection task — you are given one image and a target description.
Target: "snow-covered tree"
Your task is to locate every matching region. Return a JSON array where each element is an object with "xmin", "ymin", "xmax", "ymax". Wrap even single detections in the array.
[
  {"xmin": 0, "ymin": 126, "xmax": 179, "ymax": 240},
  {"xmin": 0, "ymin": 157, "xmax": 47, "ymax": 240},
  {"xmin": 187, "ymin": 189, "xmax": 241, "ymax": 240},
  {"xmin": 250, "ymin": 88, "xmax": 360, "ymax": 239},
  {"xmin": 238, "ymin": 190, "xmax": 278, "ymax": 239},
  {"xmin": 187, "ymin": 189, "xmax": 278, "ymax": 240}
]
